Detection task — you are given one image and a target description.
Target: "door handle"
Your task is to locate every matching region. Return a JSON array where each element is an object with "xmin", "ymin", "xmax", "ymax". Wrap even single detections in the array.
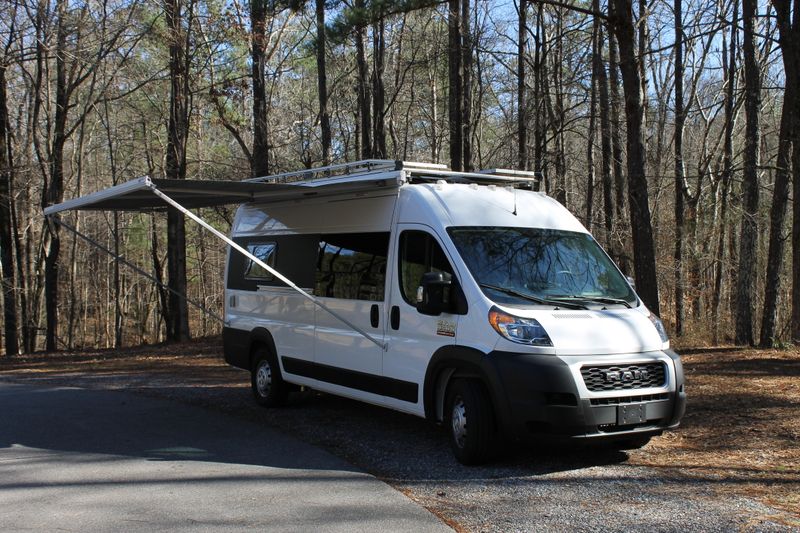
[
  {"xmin": 370, "ymin": 304, "xmax": 380, "ymax": 328},
  {"xmin": 390, "ymin": 305, "xmax": 400, "ymax": 330}
]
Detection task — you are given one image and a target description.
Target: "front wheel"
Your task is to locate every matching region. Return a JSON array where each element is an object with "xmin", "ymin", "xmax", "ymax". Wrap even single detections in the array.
[
  {"xmin": 250, "ymin": 347, "xmax": 288, "ymax": 407},
  {"xmin": 445, "ymin": 379, "xmax": 496, "ymax": 465}
]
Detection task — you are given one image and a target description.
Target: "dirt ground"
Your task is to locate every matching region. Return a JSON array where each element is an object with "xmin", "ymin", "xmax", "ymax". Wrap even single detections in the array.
[
  {"xmin": 630, "ymin": 346, "xmax": 800, "ymax": 516},
  {"xmin": 1, "ymin": 339, "xmax": 798, "ymax": 527}
]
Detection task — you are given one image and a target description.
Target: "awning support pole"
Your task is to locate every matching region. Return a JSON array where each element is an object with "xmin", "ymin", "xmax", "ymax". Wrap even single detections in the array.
[
  {"xmin": 148, "ymin": 183, "xmax": 388, "ymax": 351},
  {"xmin": 51, "ymin": 217, "xmax": 228, "ymax": 327}
]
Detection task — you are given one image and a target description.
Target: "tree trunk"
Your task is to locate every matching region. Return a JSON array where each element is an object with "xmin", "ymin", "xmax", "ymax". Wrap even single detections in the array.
[
  {"xmin": 533, "ymin": 4, "xmax": 546, "ymax": 190},
  {"xmin": 355, "ymin": 0, "xmax": 371, "ymax": 159},
  {"xmin": 760, "ymin": 83, "xmax": 795, "ymax": 346},
  {"xmin": 794, "ymin": 115, "xmax": 800, "ymax": 342},
  {"xmin": 372, "ymin": 14, "xmax": 387, "ymax": 158},
  {"xmin": 151, "ymin": 215, "xmax": 168, "ymax": 342},
  {"xmin": 548, "ymin": 8, "xmax": 567, "ymax": 206},
  {"xmin": 734, "ymin": 0, "xmax": 761, "ymax": 346},
  {"xmin": 315, "ymin": 0, "xmax": 331, "ymax": 164},
  {"xmin": 517, "ymin": 0, "xmax": 527, "ymax": 170},
  {"xmin": 251, "ymin": 0, "xmax": 270, "ymax": 177},
  {"xmin": 713, "ymin": 3, "xmax": 737, "ymax": 344},
  {"xmin": 608, "ymin": 30, "xmax": 629, "ymax": 273},
  {"xmin": 43, "ymin": 0, "xmax": 70, "ymax": 351},
  {"xmin": 461, "ymin": 0, "xmax": 473, "ymax": 171},
  {"xmin": 165, "ymin": 0, "xmax": 191, "ymax": 342},
  {"xmin": 586, "ymin": 11, "xmax": 599, "ymax": 231},
  {"xmin": 608, "ymin": 0, "xmax": 661, "ymax": 315},
  {"xmin": 673, "ymin": 0, "xmax": 685, "ymax": 336},
  {"xmin": 774, "ymin": 0, "xmax": 800, "ymax": 342},
  {"xmin": 637, "ymin": 0, "xmax": 649, "ymax": 134},
  {"xmin": 0, "ymin": 61, "xmax": 19, "ymax": 356},
  {"xmin": 448, "ymin": 0, "xmax": 463, "ymax": 171},
  {"xmin": 793, "ymin": 114, "xmax": 800, "ymax": 341},
  {"xmin": 13, "ymin": 177, "xmax": 30, "ymax": 352},
  {"xmin": 596, "ymin": 26, "xmax": 615, "ymax": 248}
]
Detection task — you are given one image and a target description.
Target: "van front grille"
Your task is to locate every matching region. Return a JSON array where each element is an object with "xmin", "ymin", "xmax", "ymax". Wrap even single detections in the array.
[
  {"xmin": 581, "ymin": 363, "xmax": 666, "ymax": 392},
  {"xmin": 590, "ymin": 393, "xmax": 669, "ymax": 405}
]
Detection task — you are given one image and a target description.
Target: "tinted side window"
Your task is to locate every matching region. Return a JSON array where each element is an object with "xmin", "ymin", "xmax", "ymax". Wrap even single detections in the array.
[
  {"xmin": 315, "ymin": 233, "xmax": 390, "ymax": 301},
  {"xmin": 227, "ymin": 235, "xmax": 317, "ymax": 291},
  {"xmin": 399, "ymin": 230, "xmax": 455, "ymax": 305}
]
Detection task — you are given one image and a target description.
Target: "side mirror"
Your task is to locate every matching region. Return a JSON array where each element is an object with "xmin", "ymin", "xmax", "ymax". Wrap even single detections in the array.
[{"xmin": 416, "ymin": 271, "xmax": 453, "ymax": 316}]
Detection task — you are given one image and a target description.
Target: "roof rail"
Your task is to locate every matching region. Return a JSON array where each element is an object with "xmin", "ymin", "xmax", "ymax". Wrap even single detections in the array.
[
  {"xmin": 245, "ymin": 159, "xmax": 540, "ymax": 187},
  {"xmin": 475, "ymin": 168, "xmax": 541, "ymax": 179},
  {"xmin": 248, "ymin": 159, "xmax": 410, "ymax": 183}
]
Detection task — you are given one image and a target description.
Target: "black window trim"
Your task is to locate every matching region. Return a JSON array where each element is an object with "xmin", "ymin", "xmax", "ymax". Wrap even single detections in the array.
[
  {"xmin": 397, "ymin": 229, "xmax": 460, "ymax": 308},
  {"xmin": 315, "ymin": 231, "xmax": 390, "ymax": 302}
]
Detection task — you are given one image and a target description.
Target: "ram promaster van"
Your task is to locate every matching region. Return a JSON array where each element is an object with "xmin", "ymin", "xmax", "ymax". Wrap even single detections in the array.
[
  {"xmin": 221, "ymin": 161, "xmax": 686, "ymax": 463},
  {"xmin": 44, "ymin": 160, "xmax": 685, "ymax": 464}
]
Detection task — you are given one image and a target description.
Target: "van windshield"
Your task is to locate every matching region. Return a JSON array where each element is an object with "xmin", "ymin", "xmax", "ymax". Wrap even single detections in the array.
[{"xmin": 447, "ymin": 227, "xmax": 637, "ymax": 308}]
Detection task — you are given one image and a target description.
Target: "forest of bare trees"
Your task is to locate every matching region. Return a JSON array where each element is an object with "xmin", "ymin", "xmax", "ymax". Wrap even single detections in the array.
[{"xmin": 0, "ymin": 0, "xmax": 798, "ymax": 355}]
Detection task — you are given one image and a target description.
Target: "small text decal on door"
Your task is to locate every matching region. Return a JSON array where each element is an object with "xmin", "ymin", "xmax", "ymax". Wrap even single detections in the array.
[{"xmin": 436, "ymin": 320, "xmax": 456, "ymax": 337}]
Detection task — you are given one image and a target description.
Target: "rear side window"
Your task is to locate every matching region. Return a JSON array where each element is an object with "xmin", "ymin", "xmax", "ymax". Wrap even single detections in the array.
[
  {"xmin": 244, "ymin": 242, "xmax": 276, "ymax": 280},
  {"xmin": 227, "ymin": 234, "xmax": 317, "ymax": 291},
  {"xmin": 399, "ymin": 230, "xmax": 455, "ymax": 305},
  {"xmin": 316, "ymin": 233, "xmax": 390, "ymax": 301}
]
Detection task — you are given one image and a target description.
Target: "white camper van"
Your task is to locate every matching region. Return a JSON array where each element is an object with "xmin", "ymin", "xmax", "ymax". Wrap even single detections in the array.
[
  {"xmin": 44, "ymin": 159, "xmax": 685, "ymax": 464},
  {"xmin": 220, "ymin": 161, "xmax": 686, "ymax": 463}
]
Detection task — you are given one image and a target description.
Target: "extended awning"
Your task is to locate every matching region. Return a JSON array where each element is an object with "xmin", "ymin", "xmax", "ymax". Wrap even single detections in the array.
[
  {"xmin": 43, "ymin": 173, "xmax": 397, "ymax": 350},
  {"xmin": 43, "ymin": 172, "xmax": 404, "ymax": 215}
]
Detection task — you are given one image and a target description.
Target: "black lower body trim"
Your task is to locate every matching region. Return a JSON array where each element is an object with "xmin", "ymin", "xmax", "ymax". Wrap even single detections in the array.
[
  {"xmin": 281, "ymin": 356, "xmax": 418, "ymax": 403},
  {"xmin": 223, "ymin": 327, "xmax": 250, "ymax": 370}
]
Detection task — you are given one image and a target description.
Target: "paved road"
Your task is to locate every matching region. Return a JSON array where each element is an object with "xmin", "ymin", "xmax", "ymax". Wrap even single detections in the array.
[{"xmin": 0, "ymin": 380, "xmax": 451, "ymax": 532}]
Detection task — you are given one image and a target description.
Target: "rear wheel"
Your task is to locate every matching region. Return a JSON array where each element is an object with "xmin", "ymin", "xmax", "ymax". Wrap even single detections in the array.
[
  {"xmin": 445, "ymin": 379, "xmax": 496, "ymax": 465},
  {"xmin": 250, "ymin": 347, "xmax": 288, "ymax": 407}
]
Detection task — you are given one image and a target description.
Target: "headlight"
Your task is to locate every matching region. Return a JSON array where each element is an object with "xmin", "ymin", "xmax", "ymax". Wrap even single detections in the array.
[
  {"xmin": 488, "ymin": 307, "xmax": 553, "ymax": 346},
  {"xmin": 648, "ymin": 313, "xmax": 669, "ymax": 343}
]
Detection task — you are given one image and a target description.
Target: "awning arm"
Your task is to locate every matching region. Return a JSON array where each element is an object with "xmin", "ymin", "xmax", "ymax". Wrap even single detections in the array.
[
  {"xmin": 147, "ymin": 182, "xmax": 388, "ymax": 352},
  {"xmin": 52, "ymin": 217, "xmax": 228, "ymax": 326}
]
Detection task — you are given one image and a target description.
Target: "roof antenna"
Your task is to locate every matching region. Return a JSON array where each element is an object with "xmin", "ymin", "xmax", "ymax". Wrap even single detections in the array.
[{"xmin": 513, "ymin": 187, "xmax": 518, "ymax": 216}]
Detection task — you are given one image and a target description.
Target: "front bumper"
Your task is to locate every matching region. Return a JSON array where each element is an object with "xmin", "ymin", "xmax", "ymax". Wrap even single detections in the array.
[{"xmin": 485, "ymin": 349, "xmax": 686, "ymax": 442}]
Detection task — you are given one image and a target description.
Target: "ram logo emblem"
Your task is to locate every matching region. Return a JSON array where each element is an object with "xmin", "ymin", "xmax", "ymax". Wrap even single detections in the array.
[{"xmin": 601, "ymin": 369, "xmax": 648, "ymax": 382}]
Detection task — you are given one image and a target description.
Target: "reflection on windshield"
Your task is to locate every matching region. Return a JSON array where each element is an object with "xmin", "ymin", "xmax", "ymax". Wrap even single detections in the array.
[{"xmin": 448, "ymin": 227, "xmax": 637, "ymax": 307}]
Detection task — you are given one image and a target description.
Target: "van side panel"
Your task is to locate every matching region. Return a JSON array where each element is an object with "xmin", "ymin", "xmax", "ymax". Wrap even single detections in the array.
[{"xmin": 225, "ymin": 234, "xmax": 318, "ymax": 371}]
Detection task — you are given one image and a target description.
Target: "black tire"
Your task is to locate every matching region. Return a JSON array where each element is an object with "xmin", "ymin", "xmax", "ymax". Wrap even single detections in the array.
[
  {"xmin": 445, "ymin": 378, "xmax": 496, "ymax": 465},
  {"xmin": 250, "ymin": 346, "xmax": 288, "ymax": 407}
]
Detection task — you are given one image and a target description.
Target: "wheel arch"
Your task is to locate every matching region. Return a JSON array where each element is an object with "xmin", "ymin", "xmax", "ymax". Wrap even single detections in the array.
[
  {"xmin": 248, "ymin": 327, "xmax": 279, "ymax": 368},
  {"xmin": 423, "ymin": 345, "xmax": 511, "ymax": 432}
]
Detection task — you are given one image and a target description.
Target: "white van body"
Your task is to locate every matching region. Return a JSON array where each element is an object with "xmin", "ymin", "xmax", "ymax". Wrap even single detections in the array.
[
  {"xmin": 42, "ymin": 160, "xmax": 684, "ymax": 462},
  {"xmin": 222, "ymin": 169, "xmax": 685, "ymax": 458}
]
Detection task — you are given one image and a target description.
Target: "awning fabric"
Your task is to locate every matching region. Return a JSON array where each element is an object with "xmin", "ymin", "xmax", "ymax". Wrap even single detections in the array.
[
  {"xmin": 42, "ymin": 173, "xmax": 395, "ymax": 350},
  {"xmin": 43, "ymin": 173, "xmax": 403, "ymax": 215}
]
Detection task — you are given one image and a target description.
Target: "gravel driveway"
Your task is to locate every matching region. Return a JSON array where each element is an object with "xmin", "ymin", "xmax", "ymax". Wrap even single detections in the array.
[{"xmin": 2, "ymin": 347, "xmax": 798, "ymax": 532}]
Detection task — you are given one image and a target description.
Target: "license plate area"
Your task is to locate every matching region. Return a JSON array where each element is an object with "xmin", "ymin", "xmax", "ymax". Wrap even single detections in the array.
[{"xmin": 617, "ymin": 403, "xmax": 646, "ymax": 425}]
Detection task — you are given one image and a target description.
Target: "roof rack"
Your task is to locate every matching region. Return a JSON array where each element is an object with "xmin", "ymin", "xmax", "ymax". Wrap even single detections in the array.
[{"xmin": 247, "ymin": 159, "xmax": 540, "ymax": 187}]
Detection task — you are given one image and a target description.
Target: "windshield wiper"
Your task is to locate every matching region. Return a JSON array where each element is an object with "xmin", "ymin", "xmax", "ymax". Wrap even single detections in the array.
[
  {"xmin": 479, "ymin": 283, "xmax": 588, "ymax": 310},
  {"xmin": 551, "ymin": 295, "xmax": 633, "ymax": 309}
]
